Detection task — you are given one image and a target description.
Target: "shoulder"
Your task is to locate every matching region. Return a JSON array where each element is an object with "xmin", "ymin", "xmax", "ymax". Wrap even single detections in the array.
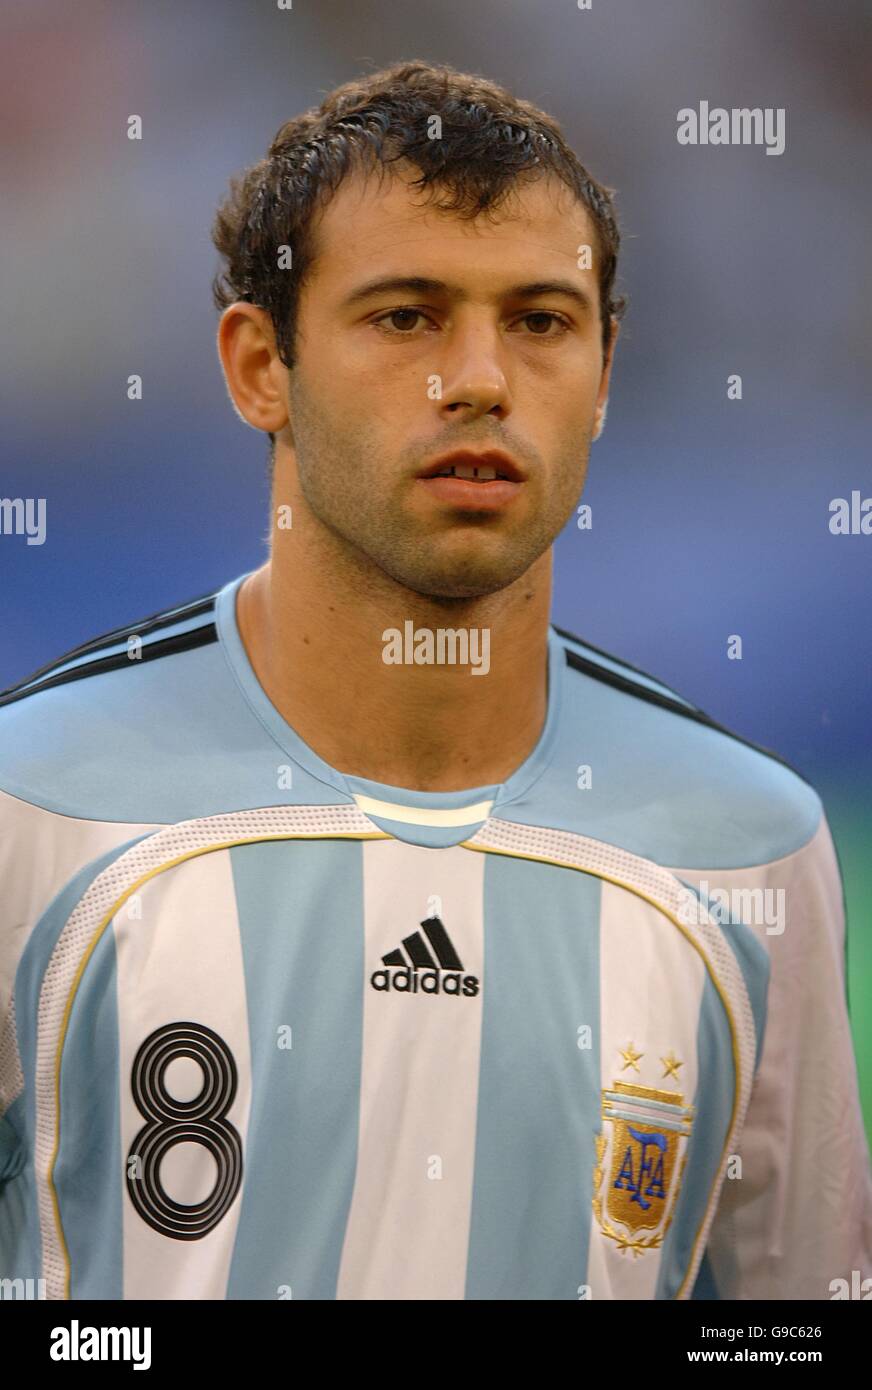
[
  {"xmin": 546, "ymin": 624, "xmax": 822, "ymax": 869},
  {"xmin": 0, "ymin": 584, "xmax": 224, "ymax": 821}
]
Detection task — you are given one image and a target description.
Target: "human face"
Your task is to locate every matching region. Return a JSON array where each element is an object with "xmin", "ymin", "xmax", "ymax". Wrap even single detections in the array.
[{"xmin": 285, "ymin": 164, "xmax": 616, "ymax": 599}]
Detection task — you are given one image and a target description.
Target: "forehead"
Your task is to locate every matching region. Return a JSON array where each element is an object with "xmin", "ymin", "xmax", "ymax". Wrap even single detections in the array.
[{"xmin": 307, "ymin": 163, "xmax": 601, "ymax": 299}]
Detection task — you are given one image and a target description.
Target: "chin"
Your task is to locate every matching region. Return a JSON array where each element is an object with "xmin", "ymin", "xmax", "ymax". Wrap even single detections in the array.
[{"xmin": 395, "ymin": 559, "xmax": 535, "ymax": 602}]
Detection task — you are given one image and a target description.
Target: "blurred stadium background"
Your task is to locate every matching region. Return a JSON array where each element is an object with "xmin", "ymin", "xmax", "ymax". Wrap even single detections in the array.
[{"xmin": 1, "ymin": 0, "xmax": 870, "ymax": 1140}]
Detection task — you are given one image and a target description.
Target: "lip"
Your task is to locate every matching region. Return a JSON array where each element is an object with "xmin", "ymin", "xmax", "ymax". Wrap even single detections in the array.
[
  {"xmin": 415, "ymin": 449, "xmax": 525, "ymax": 511},
  {"xmin": 416, "ymin": 449, "xmax": 526, "ymax": 483},
  {"xmin": 416, "ymin": 475, "xmax": 521, "ymax": 510}
]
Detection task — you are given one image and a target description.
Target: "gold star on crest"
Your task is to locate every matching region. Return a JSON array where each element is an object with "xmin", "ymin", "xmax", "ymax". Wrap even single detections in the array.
[
  {"xmin": 661, "ymin": 1051, "xmax": 683, "ymax": 1082},
  {"xmin": 619, "ymin": 1042, "xmax": 643, "ymax": 1073}
]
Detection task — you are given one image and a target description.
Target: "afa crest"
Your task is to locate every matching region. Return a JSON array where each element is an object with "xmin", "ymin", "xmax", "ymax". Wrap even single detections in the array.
[{"xmin": 593, "ymin": 1078, "xmax": 694, "ymax": 1256}]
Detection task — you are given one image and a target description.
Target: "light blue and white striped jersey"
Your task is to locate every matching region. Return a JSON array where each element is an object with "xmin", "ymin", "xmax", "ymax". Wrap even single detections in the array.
[{"xmin": 1, "ymin": 571, "xmax": 870, "ymax": 1300}]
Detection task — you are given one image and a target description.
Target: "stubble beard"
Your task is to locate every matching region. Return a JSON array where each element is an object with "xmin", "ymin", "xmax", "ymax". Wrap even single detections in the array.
[{"xmin": 288, "ymin": 379, "xmax": 589, "ymax": 602}]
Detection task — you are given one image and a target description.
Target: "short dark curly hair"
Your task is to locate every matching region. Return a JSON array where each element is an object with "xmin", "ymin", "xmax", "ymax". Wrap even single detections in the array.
[{"xmin": 212, "ymin": 60, "xmax": 627, "ymax": 450}]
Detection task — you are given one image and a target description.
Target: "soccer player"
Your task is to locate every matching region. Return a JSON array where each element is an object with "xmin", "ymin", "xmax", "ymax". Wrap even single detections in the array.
[{"xmin": 1, "ymin": 61, "xmax": 870, "ymax": 1301}]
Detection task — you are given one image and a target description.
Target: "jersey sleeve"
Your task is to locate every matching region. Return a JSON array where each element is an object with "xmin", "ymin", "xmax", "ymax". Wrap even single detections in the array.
[
  {"xmin": 0, "ymin": 787, "xmax": 36, "ymax": 1127},
  {"xmin": 0, "ymin": 787, "xmax": 39, "ymax": 1277},
  {"xmin": 701, "ymin": 811, "xmax": 872, "ymax": 1299}
]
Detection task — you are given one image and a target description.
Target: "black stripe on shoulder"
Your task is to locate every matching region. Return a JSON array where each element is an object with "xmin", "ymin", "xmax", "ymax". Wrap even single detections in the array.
[
  {"xmin": 558, "ymin": 629, "xmax": 814, "ymax": 788},
  {"xmin": 553, "ymin": 622, "xmax": 698, "ymax": 705},
  {"xmin": 0, "ymin": 589, "xmax": 219, "ymax": 708}
]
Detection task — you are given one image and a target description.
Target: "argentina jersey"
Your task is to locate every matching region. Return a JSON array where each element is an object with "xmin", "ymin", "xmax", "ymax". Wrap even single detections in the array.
[{"xmin": 1, "ymin": 572, "xmax": 870, "ymax": 1300}]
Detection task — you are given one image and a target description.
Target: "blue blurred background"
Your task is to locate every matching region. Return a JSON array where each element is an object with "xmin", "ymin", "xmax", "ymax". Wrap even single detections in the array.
[{"xmin": 1, "ymin": 0, "xmax": 869, "ymax": 1137}]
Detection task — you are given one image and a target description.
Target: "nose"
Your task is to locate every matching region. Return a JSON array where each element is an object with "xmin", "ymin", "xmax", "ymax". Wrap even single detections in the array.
[{"xmin": 438, "ymin": 319, "xmax": 511, "ymax": 421}]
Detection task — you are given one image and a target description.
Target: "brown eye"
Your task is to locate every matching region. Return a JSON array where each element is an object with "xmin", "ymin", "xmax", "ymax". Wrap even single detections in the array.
[
  {"xmin": 523, "ymin": 312, "xmax": 566, "ymax": 335},
  {"xmin": 382, "ymin": 308, "xmax": 423, "ymax": 332}
]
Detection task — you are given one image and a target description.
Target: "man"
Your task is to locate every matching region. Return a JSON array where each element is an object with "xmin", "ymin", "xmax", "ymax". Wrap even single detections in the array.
[{"xmin": 1, "ymin": 61, "xmax": 870, "ymax": 1301}]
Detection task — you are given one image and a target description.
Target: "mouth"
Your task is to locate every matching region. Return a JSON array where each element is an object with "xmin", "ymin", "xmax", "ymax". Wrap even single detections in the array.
[
  {"xmin": 415, "ymin": 450, "xmax": 525, "ymax": 511},
  {"xmin": 436, "ymin": 463, "xmax": 500, "ymax": 479},
  {"xmin": 417, "ymin": 450, "xmax": 525, "ymax": 483}
]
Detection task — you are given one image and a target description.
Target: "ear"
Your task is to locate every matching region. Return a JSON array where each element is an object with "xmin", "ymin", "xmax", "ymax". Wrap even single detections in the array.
[
  {"xmin": 593, "ymin": 317, "xmax": 620, "ymax": 441},
  {"xmin": 216, "ymin": 303, "xmax": 289, "ymax": 435}
]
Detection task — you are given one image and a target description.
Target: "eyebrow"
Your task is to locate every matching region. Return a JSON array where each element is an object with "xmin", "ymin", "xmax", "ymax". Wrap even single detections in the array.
[{"xmin": 341, "ymin": 275, "xmax": 595, "ymax": 314}]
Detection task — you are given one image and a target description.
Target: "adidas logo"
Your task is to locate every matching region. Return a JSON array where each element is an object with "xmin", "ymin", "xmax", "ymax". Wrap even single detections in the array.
[{"xmin": 371, "ymin": 916, "xmax": 479, "ymax": 997}]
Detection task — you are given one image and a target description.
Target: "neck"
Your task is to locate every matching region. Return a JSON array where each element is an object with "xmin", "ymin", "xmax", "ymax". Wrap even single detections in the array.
[{"xmin": 236, "ymin": 478, "xmax": 552, "ymax": 793}]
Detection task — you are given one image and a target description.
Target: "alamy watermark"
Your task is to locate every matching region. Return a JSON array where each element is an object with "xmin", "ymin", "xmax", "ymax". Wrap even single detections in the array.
[
  {"xmin": 0, "ymin": 1275, "xmax": 46, "ymax": 1299},
  {"xmin": 382, "ymin": 622, "xmax": 490, "ymax": 675},
  {"xmin": 0, "ymin": 497, "xmax": 46, "ymax": 545},
  {"xmin": 677, "ymin": 101, "xmax": 786, "ymax": 156},
  {"xmin": 50, "ymin": 1320, "xmax": 151, "ymax": 1370},
  {"xmin": 677, "ymin": 881, "xmax": 785, "ymax": 935},
  {"xmin": 829, "ymin": 491, "xmax": 872, "ymax": 535}
]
